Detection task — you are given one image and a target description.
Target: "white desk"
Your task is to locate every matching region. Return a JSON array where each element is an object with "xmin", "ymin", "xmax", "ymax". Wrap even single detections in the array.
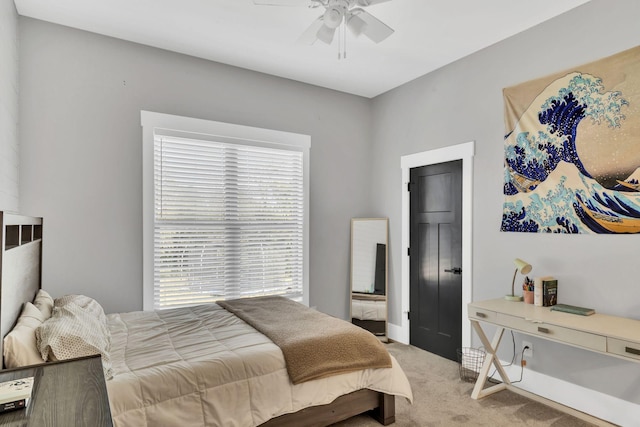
[{"xmin": 468, "ymin": 299, "xmax": 640, "ymax": 425}]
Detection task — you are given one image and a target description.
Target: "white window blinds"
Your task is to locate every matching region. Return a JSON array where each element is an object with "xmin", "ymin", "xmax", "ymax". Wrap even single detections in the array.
[{"xmin": 153, "ymin": 132, "xmax": 305, "ymax": 309}]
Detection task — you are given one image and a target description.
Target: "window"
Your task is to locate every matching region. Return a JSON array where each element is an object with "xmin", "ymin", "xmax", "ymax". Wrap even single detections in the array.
[{"xmin": 142, "ymin": 112, "xmax": 310, "ymax": 310}]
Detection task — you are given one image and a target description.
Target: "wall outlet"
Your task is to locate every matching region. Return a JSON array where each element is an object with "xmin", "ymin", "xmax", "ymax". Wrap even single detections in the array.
[{"xmin": 522, "ymin": 340, "xmax": 533, "ymax": 358}]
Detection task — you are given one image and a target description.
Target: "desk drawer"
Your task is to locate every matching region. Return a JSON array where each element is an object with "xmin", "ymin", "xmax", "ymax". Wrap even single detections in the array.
[
  {"xmin": 497, "ymin": 313, "xmax": 606, "ymax": 351},
  {"xmin": 469, "ymin": 307, "xmax": 496, "ymax": 322},
  {"xmin": 608, "ymin": 338, "xmax": 640, "ymax": 361}
]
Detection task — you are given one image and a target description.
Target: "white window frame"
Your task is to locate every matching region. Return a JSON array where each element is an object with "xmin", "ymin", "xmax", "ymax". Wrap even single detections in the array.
[{"xmin": 141, "ymin": 111, "xmax": 310, "ymax": 310}]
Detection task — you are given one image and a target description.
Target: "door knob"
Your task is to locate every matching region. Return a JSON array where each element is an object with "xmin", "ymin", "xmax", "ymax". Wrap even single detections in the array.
[{"xmin": 444, "ymin": 267, "xmax": 462, "ymax": 274}]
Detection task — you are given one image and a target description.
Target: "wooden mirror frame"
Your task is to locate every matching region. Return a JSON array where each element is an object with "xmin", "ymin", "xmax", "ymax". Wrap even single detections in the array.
[{"xmin": 350, "ymin": 218, "xmax": 388, "ymax": 341}]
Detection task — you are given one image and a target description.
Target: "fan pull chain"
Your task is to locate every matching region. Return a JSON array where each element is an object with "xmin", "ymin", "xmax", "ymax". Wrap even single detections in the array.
[
  {"xmin": 337, "ymin": 19, "xmax": 347, "ymax": 60},
  {"xmin": 337, "ymin": 20, "xmax": 341, "ymax": 59},
  {"xmin": 343, "ymin": 21, "xmax": 347, "ymax": 59}
]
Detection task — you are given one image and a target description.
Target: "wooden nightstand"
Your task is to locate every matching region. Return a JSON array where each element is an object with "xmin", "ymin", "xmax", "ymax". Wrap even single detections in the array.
[{"xmin": 0, "ymin": 354, "xmax": 112, "ymax": 426}]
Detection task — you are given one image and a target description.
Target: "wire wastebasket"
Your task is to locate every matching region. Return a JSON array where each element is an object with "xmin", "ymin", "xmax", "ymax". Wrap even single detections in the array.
[{"xmin": 456, "ymin": 347, "xmax": 485, "ymax": 382}]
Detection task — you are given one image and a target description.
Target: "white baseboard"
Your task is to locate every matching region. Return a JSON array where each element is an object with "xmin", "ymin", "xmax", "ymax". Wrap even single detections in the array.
[
  {"xmin": 499, "ymin": 361, "xmax": 637, "ymax": 426},
  {"xmin": 387, "ymin": 322, "xmax": 407, "ymax": 344}
]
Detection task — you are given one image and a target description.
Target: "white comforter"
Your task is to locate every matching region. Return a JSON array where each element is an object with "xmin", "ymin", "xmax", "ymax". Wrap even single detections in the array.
[{"xmin": 106, "ymin": 304, "xmax": 413, "ymax": 427}]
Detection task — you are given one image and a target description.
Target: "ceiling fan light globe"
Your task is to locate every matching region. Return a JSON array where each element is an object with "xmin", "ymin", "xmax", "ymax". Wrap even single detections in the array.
[
  {"xmin": 323, "ymin": 6, "xmax": 344, "ymax": 29},
  {"xmin": 347, "ymin": 13, "xmax": 367, "ymax": 36},
  {"xmin": 316, "ymin": 24, "xmax": 337, "ymax": 44}
]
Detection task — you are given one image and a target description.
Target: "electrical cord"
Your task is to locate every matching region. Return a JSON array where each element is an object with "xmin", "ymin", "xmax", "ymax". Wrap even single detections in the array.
[
  {"xmin": 510, "ymin": 345, "xmax": 528, "ymax": 384},
  {"xmin": 486, "ymin": 331, "xmax": 518, "ymax": 384},
  {"xmin": 485, "ymin": 331, "xmax": 535, "ymax": 385}
]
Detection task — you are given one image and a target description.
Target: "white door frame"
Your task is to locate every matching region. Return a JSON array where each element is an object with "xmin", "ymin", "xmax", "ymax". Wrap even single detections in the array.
[{"xmin": 394, "ymin": 141, "xmax": 474, "ymax": 347}]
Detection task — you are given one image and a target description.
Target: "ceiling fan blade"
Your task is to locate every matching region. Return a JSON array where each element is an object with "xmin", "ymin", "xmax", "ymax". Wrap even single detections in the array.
[
  {"xmin": 297, "ymin": 16, "xmax": 324, "ymax": 44},
  {"xmin": 355, "ymin": 0, "xmax": 393, "ymax": 6},
  {"xmin": 316, "ymin": 24, "xmax": 337, "ymax": 44},
  {"xmin": 347, "ymin": 9, "xmax": 393, "ymax": 43}
]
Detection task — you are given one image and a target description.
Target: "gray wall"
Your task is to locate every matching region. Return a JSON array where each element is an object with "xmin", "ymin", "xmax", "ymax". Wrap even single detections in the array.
[
  {"xmin": 0, "ymin": 1, "xmax": 19, "ymax": 211},
  {"xmin": 372, "ymin": 0, "xmax": 640, "ymax": 405},
  {"xmin": 18, "ymin": 18, "xmax": 373, "ymax": 317}
]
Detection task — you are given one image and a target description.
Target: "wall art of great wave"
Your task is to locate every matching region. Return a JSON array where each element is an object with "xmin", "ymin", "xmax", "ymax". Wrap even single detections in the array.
[{"xmin": 501, "ymin": 45, "xmax": 640, "ymax": 234}]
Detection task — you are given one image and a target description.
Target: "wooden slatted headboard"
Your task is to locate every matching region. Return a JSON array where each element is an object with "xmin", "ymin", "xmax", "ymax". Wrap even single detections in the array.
[{"xmin": 0, "ymin": 212, "xmax": 43, "ymax": 367}]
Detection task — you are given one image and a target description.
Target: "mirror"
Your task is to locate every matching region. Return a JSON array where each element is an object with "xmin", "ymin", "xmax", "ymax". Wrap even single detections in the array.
[{"xmin": 350, "ymin": 218, "xmax": 388, "ymax": 341}]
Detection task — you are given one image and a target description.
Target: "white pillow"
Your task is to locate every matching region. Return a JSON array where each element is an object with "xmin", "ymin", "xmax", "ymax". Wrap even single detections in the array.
[
  {"xmin": 3, "ymin": 302, "xmax": 47, "ymax": 368},
  {"xmin": 53, "ymin": 294, "xmax": 106, "ymax": 322},
  {"xmin": 33, "ymin": 289, "xmax": 54, "ymax": 319},
  {"xmin": 36, "ymin": 296, "xmax": 113, "ymax": 379}
]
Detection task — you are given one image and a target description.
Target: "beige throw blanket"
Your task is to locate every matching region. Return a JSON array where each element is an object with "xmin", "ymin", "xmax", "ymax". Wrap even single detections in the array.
[{"xmin": 218, "ymin": 296, "xmax": 391, "ymax": 384}]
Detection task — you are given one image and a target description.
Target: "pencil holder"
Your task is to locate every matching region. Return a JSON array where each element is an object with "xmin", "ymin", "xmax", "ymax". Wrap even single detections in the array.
[{"xmin": 523, "ymin": 290, "xmax": 534, "ymax": 304}]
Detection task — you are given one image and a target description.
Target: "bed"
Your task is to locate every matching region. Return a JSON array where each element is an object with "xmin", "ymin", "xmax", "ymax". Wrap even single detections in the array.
[{"xmin": 0, "ymin": 212, "xmax": 413, "ymax": 426}]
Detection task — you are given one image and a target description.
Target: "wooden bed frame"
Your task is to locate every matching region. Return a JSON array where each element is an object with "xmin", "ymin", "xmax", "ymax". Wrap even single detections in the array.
[{"xmin": 0, "ymin": 211, "xmax": 395, "ymax": 426}]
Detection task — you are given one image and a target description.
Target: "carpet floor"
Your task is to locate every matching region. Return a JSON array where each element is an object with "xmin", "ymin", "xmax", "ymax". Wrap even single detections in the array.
[{"xmin": 333, "ymin": 342, "xmax": 599, "ymax": 427}]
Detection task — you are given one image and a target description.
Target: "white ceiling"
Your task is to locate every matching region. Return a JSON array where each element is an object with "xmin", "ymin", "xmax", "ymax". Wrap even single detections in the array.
[{"xmin": 14, "ymin": 0, "xmax": 591, "ymax": 98}]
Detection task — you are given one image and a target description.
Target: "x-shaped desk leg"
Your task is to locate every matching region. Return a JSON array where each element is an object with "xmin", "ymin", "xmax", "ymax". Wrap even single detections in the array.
[{"xmin": 470, "ymin": 320, "xmax": 511, "ymax": 399}]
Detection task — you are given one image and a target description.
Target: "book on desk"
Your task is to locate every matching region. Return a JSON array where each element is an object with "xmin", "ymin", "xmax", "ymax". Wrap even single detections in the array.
[
  {"xmin": 533, "ymin": 276, "xmax": 557, "ymax": 306},
  {"xmin": 542, "ymin": 278, "xmax": 558, "ymax": 307},
  {"xmin": 550, "ymin": 303, "xmax": 595, "ymax": 316}
]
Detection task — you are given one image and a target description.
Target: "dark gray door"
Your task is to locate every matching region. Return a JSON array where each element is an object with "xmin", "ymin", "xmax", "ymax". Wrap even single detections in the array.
[{"xmin": 409, "ymin": 160, "xmax": 462, "ymax": 361}]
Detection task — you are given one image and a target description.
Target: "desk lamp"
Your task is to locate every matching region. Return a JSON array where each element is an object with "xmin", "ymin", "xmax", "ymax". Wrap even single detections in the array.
[{"xmin": 505, "ymin": 258, "xmax": 532, "ymax": 301}]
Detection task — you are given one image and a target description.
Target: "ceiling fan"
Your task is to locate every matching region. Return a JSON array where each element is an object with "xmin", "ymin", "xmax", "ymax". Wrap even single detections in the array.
[{"xmin": 253, "ymin": 0, "xmax": 394, "ymax": 46}]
